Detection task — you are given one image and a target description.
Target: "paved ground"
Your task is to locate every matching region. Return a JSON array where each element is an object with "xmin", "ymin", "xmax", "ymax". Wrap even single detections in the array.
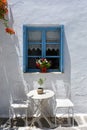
[
  {"xmin": 0, "ymin": 114, "xmax": 87, "ymax": 130},
  {"xmin": 17, "ymin": 114, "xmax": 87, "ymax": 130}
]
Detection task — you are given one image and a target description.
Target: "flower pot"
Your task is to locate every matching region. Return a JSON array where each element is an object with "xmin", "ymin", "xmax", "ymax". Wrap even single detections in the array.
[
  {"xmin": 37, "ymin": 88, "xmax": 43, "ymax": 94},
  {"xmin": 41, "ymin": 67, "xmax": 47, "ymax": 73}
]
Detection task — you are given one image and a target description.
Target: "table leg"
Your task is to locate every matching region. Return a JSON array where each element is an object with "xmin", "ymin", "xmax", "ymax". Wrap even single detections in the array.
[{"xmin": 30, "ymin": 99, "xmax": 53, "ymax": 128}]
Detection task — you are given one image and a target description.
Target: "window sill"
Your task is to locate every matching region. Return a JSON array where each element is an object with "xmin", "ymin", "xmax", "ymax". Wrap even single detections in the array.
[{"xmin": 28, "ymin": 72, "xmax": 63, "ymax": 74}]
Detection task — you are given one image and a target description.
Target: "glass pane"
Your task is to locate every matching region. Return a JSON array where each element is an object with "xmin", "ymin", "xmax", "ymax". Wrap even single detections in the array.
[
  {"xmin": 28, "ymin": 31, "xmax": 42, "ymax": 42},
  {"xmin": 28, "ymin": 44, "xmax": 42, "ymax": 56},
  {"xmin": 28, "ymin": 58, "xmax": 38, "ymax": 69},
  {"xmin": 46, "ymin": 30, "xmax": 60, "ymax": 43},
  {"xmin": 47, "ymin": 58, "xmax": 60, "ymax": 69},
  {"xmin": 46, "ymin": 44, "xmax": 60, "ymax": 56}
]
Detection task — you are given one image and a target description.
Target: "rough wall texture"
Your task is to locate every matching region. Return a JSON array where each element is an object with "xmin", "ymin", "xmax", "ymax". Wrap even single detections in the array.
[
  {"xmin": 0, "ymin": 0, "xmax": 86, "ymax": 116},
  {"xmin": 0, "ymin": 23, "xmax": 26, "ymax": 117}
]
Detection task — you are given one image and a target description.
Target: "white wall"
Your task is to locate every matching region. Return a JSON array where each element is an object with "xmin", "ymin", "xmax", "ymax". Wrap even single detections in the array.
[
  {"xmin": 0, "ymin": 0, "xmax": 86, "ymax": 116},
  {"xmin": 0, "ymin": 22, "xmax": 26, "ymax": 117}
]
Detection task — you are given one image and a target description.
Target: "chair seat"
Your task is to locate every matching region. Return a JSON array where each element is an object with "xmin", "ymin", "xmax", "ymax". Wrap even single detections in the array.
[
  {"xmin": 11, "ymin": 103, "xmax": 28, "ymax": 109},
  {"xmin": 9, "ymin": 101, "xmax": 28, "ymax": 127},
  {"xmin": 56, "ymin": 99, "xmax": 74, "ymax": 108}
]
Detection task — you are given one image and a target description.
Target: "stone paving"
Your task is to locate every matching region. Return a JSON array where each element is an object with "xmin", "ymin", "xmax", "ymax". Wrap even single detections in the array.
[{"xmin": 0, "ymin": 114, "xmax": 87, "ymax": 130}]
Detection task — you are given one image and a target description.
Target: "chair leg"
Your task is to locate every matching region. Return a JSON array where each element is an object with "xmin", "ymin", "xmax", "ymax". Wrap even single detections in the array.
[
  {"xmin": 67, "ymin": 108, "xmax": 71, "ymax": 126},
  {"xmin": 9, "ymin": 108, "xmax": 12, "ymax": 127},
  {"xmin": 25, "ymin": 108, "xmax": 28, "ymax": 126},
  {"xmin": 55, "ymin": 109, "xmax": 57, "ymax": 127},
  {"xmin": 55, "ymin": 116, "xmax": 56, "ymax": 127},
  {"xmin": 72, "ymin": 108, "xmax": 74, "ymax": 126},
  {"xmin": 68, "ymin": 107, "xmax": 74, "ymax": 127}
]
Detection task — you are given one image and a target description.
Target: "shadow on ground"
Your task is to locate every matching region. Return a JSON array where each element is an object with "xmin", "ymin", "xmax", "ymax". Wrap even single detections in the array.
[{"xmin": 0, "ymin": 117, "xmax": 78, "ymax": 129}]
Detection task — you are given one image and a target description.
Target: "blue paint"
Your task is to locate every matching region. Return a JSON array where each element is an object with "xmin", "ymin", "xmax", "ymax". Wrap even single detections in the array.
[{"xmin": 23, "ymin": 25, "xmax": 64, "ymax": 73}]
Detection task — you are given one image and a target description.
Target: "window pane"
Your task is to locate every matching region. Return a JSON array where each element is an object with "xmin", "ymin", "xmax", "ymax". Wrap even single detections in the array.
[
  {"xmin": 46, "ymin": 44, "xmax": 60, "ymax": 56},
  {"xmin": 28, "ymin": 44, "xmax": 42, "ymax": 56},
  {"xmin": 46, "ymin": 30, "xmax": 60, "ymax": 43},
  {"xmin": 28, "ymin": 58, "xmax": 37, "ymax": 69},
  {"xmin": 28, "ymin": 31, "xmax": 42, "ymax": 42},
  {"xmin": 47, "ymin": 58, "xmax": 60, "ymax": 70}
]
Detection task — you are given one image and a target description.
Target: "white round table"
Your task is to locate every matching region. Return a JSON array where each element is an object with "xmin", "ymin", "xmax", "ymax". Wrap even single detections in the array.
[
  {"xmin": 27, "ymin": 89, "xmax": 55, "ymax": 100},
  {"xmin": 27, "ymin": 89, "xmax": 55, "ymax": 128}
]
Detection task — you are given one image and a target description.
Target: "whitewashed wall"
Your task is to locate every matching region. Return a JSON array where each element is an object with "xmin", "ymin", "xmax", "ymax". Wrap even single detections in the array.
[
  {"xmin": 0, "ymin": 22, "xmax": 26, "ymax": 117},
  {"xmin": 0, "ymin": 0, "xmax": 87, "ymax": 117}
]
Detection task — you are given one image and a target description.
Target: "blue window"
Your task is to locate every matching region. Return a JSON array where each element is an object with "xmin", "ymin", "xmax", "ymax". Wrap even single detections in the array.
[{"xmin": 23, "ymin": 25, "xmax": 64, "ymax": 73}]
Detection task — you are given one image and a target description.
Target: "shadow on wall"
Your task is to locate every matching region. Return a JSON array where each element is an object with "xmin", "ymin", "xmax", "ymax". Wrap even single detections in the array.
[
  {"xmin": 51, "ymin": 30, "xmax": 71, "ymax": 96},
  {"xmin": 0, "ymin": 24, "xmax": 26, "ymax": 117},
  {"xmin": 63, "ymin": 30, "xmax": 71, "ymax": 98},
  {"xmin": 63, "ymin": 30, "xmax": 71, "ymax": 86}
]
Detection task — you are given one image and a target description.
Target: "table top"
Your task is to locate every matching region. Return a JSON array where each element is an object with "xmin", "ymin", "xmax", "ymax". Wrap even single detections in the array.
[{"xmin": 27, "ymin": 89, "xmax": 55, "ymax": 100}]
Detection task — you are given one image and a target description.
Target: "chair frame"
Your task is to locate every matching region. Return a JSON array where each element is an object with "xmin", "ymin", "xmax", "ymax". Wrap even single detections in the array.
[
  {"xmin": 55, "ymin": 98, "xmax": 74, "ymax": 127},
  {"xmin": 9, "ymin": 96, "xmax": 28, "ymax": 127}
]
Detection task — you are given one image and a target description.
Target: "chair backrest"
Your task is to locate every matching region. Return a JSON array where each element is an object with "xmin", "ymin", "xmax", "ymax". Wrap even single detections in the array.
[
  {"xmin": 9, "ymin": 94, "xmax": 22, "ymax": 104},
  {"xmin": 9, "ymin": 94, "xmax": 13, "ymax": 105},
  {"xmin": 23, "ymin": 79, "xmax": 30, "ymax": 95},
  {"xmin": 24, "ymin": 83, "xmax": 30, "ymax": 95},
  {"xmin": 9, "ymin": 90, "xmax": 18, "ymax": 105},
  {"xmin": 51, "ymin": 81, "xmax": 57, "ymax": 98},
  {"xmin": 55, "ymin": 80, "xmax": 70, "ymax": 99}
]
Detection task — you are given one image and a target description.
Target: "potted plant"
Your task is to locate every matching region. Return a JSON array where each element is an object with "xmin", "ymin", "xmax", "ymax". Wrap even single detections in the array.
[
  {"xmin": 37, "ymin": 78, "xmax": 46, "ymax": 94},
  {"xmin": 0, "ymin": 0, "xmax": 15, "ymax": 34},
  {"xmin": 36, "ymin": 58, "xmax": 51, "ymax": 72}
]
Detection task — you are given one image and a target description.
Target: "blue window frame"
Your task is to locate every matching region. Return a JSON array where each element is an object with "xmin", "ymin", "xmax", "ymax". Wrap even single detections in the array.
[{"xmin": 23, "ymin": 25, "xmax": 64, "ymax": 73}]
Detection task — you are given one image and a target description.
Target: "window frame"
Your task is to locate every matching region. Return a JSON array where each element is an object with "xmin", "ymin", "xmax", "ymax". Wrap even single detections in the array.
[{"xmin": 23, "ymin": 25, "xmax": 64, "ymax": 73}]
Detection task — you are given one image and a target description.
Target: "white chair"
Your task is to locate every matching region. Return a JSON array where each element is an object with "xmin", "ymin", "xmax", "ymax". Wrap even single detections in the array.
[
  {"xmin": 9, "ymin": 94, "xmax": 28, "ymax": 127},
  {"xmin": 54, "ymin": 80, "xmax": 74, "ymax": 127}
]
